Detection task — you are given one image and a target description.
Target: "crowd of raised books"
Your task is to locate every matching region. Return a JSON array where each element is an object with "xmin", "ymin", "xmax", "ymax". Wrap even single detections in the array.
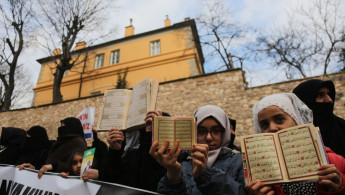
[{"xmin": 1, "ymin": 79, "xmax": 345, "ymax": 195}]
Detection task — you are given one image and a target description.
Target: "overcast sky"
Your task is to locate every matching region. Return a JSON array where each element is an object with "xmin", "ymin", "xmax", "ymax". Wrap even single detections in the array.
[{"xmin": 17, "ymin": 0, "xmax": 341, "ymax": 107}]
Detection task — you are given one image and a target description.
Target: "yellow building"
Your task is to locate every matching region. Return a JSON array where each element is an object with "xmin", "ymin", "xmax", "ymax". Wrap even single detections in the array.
[{"xmin": 32, "ymin": 18, "xmax": 204, "ymax": 106}]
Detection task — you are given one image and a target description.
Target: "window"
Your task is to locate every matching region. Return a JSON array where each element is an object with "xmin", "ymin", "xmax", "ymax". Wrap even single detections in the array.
[
  {"xmin": 110, "ymin": 50, "xmax": 120, "ymax": 65},
  {"xmin": 150, "ymin": 40, "xmax": 160, "ymax": 56},
  {"xmin": 63, "ymin": 70, "xmax": 68, "ymax": 77},
  {"xmin": 94, "ymin": 54, "xmax": 104, "ymax": 69}
]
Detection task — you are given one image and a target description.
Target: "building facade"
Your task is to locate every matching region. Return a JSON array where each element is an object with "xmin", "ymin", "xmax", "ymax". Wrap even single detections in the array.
[{"xmin": 32, "ymin": 18, "xmax": 204, "ymax": 106}]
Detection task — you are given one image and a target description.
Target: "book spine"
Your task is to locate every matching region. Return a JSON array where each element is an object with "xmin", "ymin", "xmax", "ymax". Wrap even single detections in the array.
[{"xmin": 174, "ymin": 119, "xmax": 176, "ymax": 144}]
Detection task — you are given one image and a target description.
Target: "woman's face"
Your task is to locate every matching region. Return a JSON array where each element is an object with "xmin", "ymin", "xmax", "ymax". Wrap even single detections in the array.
[
  {"xmin": 316, "ymin": 87, "xmax": 333, "ymax": 103},
  {"xmin": 258, "ymin": 106, "xmax": 297, "ymax": 133},
  {"xmin": 197, "ymin": 118, "xmax": 224, "ymax": 151},
  {"xmin": 72, "ymin": 154, "xmax": 83, "ymax": 176}
]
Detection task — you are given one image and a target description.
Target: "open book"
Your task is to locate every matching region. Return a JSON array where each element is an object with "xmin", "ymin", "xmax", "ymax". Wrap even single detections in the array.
[
  {"xmin": 240, "ymin": 123, "xmax": 328, "ymax": 185},
  {"xmin": 153, "ymin": 116, "xmax": 196, "ymax": 149},
  {"xmin": 97, "ymin": 78, "xmax": 159, "ymax": 131}
]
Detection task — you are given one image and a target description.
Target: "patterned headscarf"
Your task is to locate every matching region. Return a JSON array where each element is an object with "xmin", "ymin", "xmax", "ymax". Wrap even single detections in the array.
[{"xmin": 253, "ymin": 93, "xmax": 313, "ymax": 133}]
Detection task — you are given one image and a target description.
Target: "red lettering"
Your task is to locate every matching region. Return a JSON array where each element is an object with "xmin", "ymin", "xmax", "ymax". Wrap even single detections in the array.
[{"xmin": 82, "ymin": 123, "xmax": 90, "ymax": 130}]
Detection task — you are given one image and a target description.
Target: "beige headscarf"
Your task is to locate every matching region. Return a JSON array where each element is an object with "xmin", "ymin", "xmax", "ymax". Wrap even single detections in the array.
[{"xmin": 194, "ymin": 105, "xmax": 231, "ymax": 167}]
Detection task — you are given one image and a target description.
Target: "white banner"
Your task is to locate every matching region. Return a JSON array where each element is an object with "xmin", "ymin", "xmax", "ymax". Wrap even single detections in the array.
[
  {"xmin": 0, "ymin": 165, "xmax": 156, "ymax": 195},
  {"xmin": 76, "ymin": 108, "xmax": 95, "ymax": 140}
]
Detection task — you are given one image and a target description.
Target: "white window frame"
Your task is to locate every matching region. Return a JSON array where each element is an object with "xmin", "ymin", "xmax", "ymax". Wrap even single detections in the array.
[
  {"xmin": 150, "ymin": 40, "xmax": 161, "ymax": 56},
  {"xmin": 110, "ymin": 49, "xmax": 120, "ymax": 65},
  {"xmin": 94, "ymin": 54, "xmax": 104, "ymax": 69}
]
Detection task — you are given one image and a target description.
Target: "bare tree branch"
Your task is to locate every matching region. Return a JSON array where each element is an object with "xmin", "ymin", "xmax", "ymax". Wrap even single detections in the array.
[
  {"xmin": 35, "ymin": 0, "xmax": 117, "ymax": 103},
  {"xmin": 196, "ymin": 0, "xmax": 248, "ymax": 71},
  {"xmin": 255, "ymin": 0, "xmax": 345, "ymax": 79},
  {"xmin": 0, "ymin": 0, "xmax": 34, "ymax": 111}
]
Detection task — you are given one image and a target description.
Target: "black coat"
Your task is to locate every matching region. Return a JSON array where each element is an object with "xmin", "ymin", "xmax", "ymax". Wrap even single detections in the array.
[
  {"xmin": 99, "ymin": 128, "xmax": 166, "ymax": 192},
  {"xmin": 17, "ymin": 126, "xmax": 51, "ymax": 170}
]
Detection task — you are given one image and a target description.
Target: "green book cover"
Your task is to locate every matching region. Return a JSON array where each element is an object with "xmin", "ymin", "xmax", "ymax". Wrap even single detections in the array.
[{"xmin": 80, "ymin": 148, "xmax": 95, "ymax": 177}]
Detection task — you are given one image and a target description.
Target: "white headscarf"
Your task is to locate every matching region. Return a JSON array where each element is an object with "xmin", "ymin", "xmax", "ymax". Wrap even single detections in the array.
[
  {"xmin": 194, "ymin": 105, "xmax": 231, "ymax": 167},
  {"xmin": 253, "ymin": 93, "xmax": 313, "ymax": 134}
]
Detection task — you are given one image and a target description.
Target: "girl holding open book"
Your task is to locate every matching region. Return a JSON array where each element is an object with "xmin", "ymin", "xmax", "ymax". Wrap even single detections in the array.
[
  {"xmin": 149, "ymin": 105, "xmax": 246, "ymax": 194},
  {"xmin": 248, "ymin": 93, "xmax": 345, "ymax": 195}
]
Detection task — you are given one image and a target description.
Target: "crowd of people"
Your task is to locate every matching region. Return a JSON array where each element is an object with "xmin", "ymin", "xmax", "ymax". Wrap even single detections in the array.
[{"xmin": 0, "ymin": 79, "xmax": 345, "ymax": 195}]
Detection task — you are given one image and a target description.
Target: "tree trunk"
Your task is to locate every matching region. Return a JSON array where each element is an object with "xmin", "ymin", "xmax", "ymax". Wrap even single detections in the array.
[
  {"xmin": 2, "ymin": 86, "xmax": 13, "ymax": 111},
  {"xmin": 52, "ymin": 68, "xmax": 64, "ymax": 103},
  {"xmin": 2, "ymin": 68, "xmax": 15, "ymax": 111}
]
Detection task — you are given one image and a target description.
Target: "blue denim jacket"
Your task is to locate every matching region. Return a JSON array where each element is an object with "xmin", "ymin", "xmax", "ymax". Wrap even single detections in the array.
[{"xmin": 157, "ymin": 148, "xmax": 247, "ymax": 195}]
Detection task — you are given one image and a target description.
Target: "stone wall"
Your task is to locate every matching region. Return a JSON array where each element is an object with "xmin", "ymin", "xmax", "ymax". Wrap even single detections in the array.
[{"xmin": 1, "ymin": 69, "xmax": 345, "ymax": 146}]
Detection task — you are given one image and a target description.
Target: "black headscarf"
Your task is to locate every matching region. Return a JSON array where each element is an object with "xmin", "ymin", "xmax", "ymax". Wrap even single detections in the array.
[
  {"xmin": 51, "ymin": 117, "xmax": 85, "ymax": 153},
  {"xmin": 293, "ymin": 79, "xmax": 345, "ymax": 158},
  {"xmin": 0, "ymin": 127, "xmax": 26, "ymax": 165},
  {"xmin": 17, "ymin": 126, "xmax": 51, "ymax": 169},
  {"xmin": 229, "ymin": 118, "xmax": 236, "ymax": 132},
  {"xmin": 229, "ymin": 118, "xmax": 236, "ymax": 146},
  {"xmin": 227, "ymin": 118, "xmax": 240, "ymax": 151},
  {"xmin": 1, "ymin": 127, "xmax": 26, "ymax": 148},
  {"xmin": 58, "ymin": 117, "xmax": 85, "ymax": 138},
  {"xmin": 27, "ymin": 126, "xmax": 51, "ymax": 149}
]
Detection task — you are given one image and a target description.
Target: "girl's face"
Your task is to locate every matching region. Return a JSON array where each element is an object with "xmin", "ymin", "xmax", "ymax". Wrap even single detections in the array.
[
  {"xmin": 72, "ymin": 154, "xmax": 83, "ymax": 176},
  {"xmin": 197, "ymin": 118, "xmax": 224, "ymax": 151},
  {"xmin": 258, "ymin": 106, "xmax": 297, "ymax": 133}
]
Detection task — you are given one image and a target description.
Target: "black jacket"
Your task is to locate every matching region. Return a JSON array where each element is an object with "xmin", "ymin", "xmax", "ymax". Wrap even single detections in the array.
[
  {"xmin": 90, "ymin": 130, "xmax": 108, "ymax": 170},
  {"xmin": 0, "ymin": 127, "xmax": 26, "ymax": 165}
]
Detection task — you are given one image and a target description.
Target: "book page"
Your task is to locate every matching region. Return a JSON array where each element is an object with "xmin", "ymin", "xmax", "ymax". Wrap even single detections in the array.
[
  {"xmin": 98, "ymin": 89, "xmax": 132, "ymax": 130},
  {"xmin": 316, "ymin": 127, "xmax": 329, "ymax": 164},
  {"xmin": 153, "ymin": 117, "xmax": 196, "ymax": 149},
  {"xmin": 148, "ymin": 79, "xmax": 159, "ymax": 111},
  {"xmin": 278, "ymin": 124, "xmax": 323, "ymax": 181},
  {"xmin": 241, "ymin": 134, "xmax": 285, "ymax": 185},
  {"xmin": 125, "ymin": 79, "xmax": 150, "ymax": 129},
  {"xmin": 175, "ymin": 118, "xmax": 196, "ymax": 149},
  {"xmin": 153, "ymin": 118, "xmax": 175, "ymax": 147}
]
